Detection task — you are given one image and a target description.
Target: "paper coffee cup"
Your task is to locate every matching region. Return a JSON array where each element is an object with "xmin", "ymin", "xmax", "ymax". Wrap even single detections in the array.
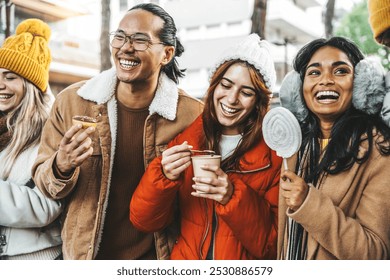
[
  {"xmin": 72, "ymin": 115, "xmax": 97, "ymax": 129},
  {"xmin": 191, "ymin": 155, "xmax": 221, "ymax": 189}
]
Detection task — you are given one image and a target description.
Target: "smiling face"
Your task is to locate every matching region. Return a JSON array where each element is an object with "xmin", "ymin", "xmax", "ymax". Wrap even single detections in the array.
[
  {"xmin": 213, "ymin": 63, "xmax": 257, "ymax": 135},
  {"xmin": 0, "ymin": 68, "xmax": 25, "ymax": 114},
  {"xmin": 303, "ymin": 46, "xmax": 354, "ymax": 124},
  {"xmin": 111, "ymin": 9, "xmax": 173, "ymax": 85}
]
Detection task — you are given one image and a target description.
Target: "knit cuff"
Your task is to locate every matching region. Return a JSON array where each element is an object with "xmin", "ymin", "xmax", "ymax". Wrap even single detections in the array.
[{"xmin": 2, "ymin": 245, "xmax": 62, "ymax": 260}]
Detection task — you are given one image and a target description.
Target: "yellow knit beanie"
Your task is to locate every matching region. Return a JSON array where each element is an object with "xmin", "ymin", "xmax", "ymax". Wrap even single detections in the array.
[
  {"xmin": 0, "ymin": 18, "xmax": 51, "ymax": 92},
  {"xmin": 368, "ymin": 0, "xmax": 390, "ymax": 43}
]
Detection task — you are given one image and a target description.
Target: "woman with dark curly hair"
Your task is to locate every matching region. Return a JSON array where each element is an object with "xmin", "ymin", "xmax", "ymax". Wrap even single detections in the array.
[{"xmin": 278, "ymin": 36, "xmax": 390, "ymax": 260}]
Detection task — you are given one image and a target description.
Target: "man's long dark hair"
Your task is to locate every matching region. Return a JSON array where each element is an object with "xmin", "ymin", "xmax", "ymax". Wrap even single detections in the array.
[
  {"xmin": 130, "ymin": 3, "xmax": 185, "ymax": 84},
  {"xmin": 294, "ymin": 37, "xmax": 390, "ymax": 185},
  {"xmin": 202, "ymin": 60, "xmax": 272, "ymax": 171}
]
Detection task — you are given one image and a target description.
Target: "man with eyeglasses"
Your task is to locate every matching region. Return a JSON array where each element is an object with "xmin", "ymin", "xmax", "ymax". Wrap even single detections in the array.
[{"xmin": 32, "ymin": 3, "xmax": 203, "ymax": 260}]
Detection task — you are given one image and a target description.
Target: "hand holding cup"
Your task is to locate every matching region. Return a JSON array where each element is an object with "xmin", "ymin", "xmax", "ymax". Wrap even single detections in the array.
[
  {"xmin": 191, "ymin": 155, "xmax": 233, "ymax": 205},
  {"xmin": 55, "ymin": 116, "xmax": 97, "ymax": 175},
  {"xmin": 191, "ymin": 154, "xmax": 221, "ymax": 189}
]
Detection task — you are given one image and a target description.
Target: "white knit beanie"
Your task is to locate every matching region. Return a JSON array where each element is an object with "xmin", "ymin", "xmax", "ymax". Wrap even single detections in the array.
[{"xmin": 209, "ymin": 33, "xmax": 276, "ymax": 91}]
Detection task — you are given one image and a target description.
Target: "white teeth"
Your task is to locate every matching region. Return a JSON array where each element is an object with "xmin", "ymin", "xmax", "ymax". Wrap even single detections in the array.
[
  {"xmin": 316, "ymin": 91, "xmax": 339, "ymax": 99},
  {"xmin": 119, "ymin": 59, "xmax": 139, "ymax": 69},
  {"xmin": 0, "ymin": 94, "xmax": 12, "ymax": 99},
  {"xmin": 221, "ymin": 103, "xmax": 239, "ymax": 114}
]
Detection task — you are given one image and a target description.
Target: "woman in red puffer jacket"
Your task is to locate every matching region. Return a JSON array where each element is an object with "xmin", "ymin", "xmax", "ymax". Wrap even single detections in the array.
[{"xmin": 130, "ymin": 34, "xmax": 282, "ymax": 260}]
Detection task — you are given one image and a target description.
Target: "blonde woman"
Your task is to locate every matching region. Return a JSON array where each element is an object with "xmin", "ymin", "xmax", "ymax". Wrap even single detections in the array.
[{"xmin": 0, "ymin": 18, "xmax": 62, "ymax": 260}]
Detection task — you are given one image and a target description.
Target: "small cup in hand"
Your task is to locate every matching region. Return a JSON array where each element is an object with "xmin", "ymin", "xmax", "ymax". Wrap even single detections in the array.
[
  {"xmin": 191, "ymin": 154, "xmax": 221, "ymax": 193},
  {"xmin": 72, "ymin": 115, "xmax": 97, "ymax": 129}
]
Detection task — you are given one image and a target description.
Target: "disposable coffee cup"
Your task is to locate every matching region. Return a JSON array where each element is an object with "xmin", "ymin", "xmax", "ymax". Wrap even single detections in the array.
[
  {"xmin": 72, "ymin": 115, "xmax": 97, "ymax": 129},
  {"xmin": 191, "ymin": 155, "xmax": 221, "ymax": 191}
]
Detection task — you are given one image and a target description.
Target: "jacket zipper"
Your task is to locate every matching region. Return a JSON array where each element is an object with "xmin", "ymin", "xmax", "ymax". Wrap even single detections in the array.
[
  {"xmin": 212, "ymin": 204, "xmax": 218, "ymax": 260},
  {"xmin": 199, "ymin": 198, "xmax": 209, "ymax": 259}
]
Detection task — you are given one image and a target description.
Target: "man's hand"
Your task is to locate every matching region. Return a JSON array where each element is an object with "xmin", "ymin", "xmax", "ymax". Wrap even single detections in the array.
[{"xmin": 55, "ymin": 124, "xmax": 96, "ymax": 175}]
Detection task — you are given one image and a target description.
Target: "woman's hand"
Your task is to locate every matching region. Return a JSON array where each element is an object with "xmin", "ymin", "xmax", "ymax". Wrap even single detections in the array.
[
  {"xmin": 280, "ymin": 170, "xmax": 309, "ymax": 212},
  {"xmin": 55, "ymin": 124, "xmax": 96, "ymax": 175},
  {"xmin": 191, "ymin": 165, "xmax": 233, "ymax": 205},
  {"xmin": 161, "ymin": 141, "xmax": 193, "ymax": 180}
]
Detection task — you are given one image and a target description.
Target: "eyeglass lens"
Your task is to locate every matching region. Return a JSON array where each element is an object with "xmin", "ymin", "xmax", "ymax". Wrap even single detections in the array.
[{"xmin": 110, "ymin": 33, "xmax": 151, "ymax": 51}]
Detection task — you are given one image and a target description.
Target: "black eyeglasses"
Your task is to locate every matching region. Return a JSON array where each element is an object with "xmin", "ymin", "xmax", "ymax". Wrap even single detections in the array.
[{"xmin": 109, "ymin": 32, "xmax": 165, "ymax": 51}]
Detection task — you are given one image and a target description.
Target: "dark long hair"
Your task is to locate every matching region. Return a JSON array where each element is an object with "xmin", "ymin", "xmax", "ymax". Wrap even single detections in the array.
[
  {"xmin": 293, "ymin": 37, "xmax": 390, "ymax": 185},
  {"xmin": 202, "ymin": 60, "xmax": 272, "ymax": 171},
  {"xmin": 130, "ymin": 3, "xmax": 185, "ymax": 84}
]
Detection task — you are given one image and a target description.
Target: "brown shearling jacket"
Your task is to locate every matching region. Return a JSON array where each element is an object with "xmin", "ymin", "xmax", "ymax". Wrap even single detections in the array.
[{"xmin": 32, "ymin": 69, "xmax": 203, "ymax": 260}]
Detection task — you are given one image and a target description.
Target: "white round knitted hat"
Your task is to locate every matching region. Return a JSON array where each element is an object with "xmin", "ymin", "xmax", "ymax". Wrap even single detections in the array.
[{"xmin": 209, "ymin": 33, "xmax": 276, "ymax": 91}]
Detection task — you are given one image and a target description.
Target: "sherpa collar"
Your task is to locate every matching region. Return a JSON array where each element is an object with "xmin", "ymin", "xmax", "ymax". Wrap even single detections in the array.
[{"xmin": 77, "ymin": 68, "xmax": 179, "ymax": 121}]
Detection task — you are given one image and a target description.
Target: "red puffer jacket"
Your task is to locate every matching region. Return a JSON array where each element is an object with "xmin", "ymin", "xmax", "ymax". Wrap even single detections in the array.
[{"xmin": 130, "ymin": 116, "xmax": 282, "ymax": 259}]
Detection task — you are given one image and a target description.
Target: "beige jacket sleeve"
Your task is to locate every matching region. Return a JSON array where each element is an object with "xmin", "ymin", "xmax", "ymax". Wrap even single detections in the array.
[{"xmin": 32, "ymin": 91, "xmax": 81, "ymax": 200}]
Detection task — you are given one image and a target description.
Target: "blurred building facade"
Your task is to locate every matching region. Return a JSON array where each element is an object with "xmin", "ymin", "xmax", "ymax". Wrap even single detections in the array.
[
  {"xmin": 161, "ymin": 0, "xmax": 324, "ymax": 99},
  {"xmin": 0, "ymin": 0, "xmax": 101, "ymax": 94},
  {"xmin": 1, "ymin": 0, "xmax": 325, "ymax": 98}
]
